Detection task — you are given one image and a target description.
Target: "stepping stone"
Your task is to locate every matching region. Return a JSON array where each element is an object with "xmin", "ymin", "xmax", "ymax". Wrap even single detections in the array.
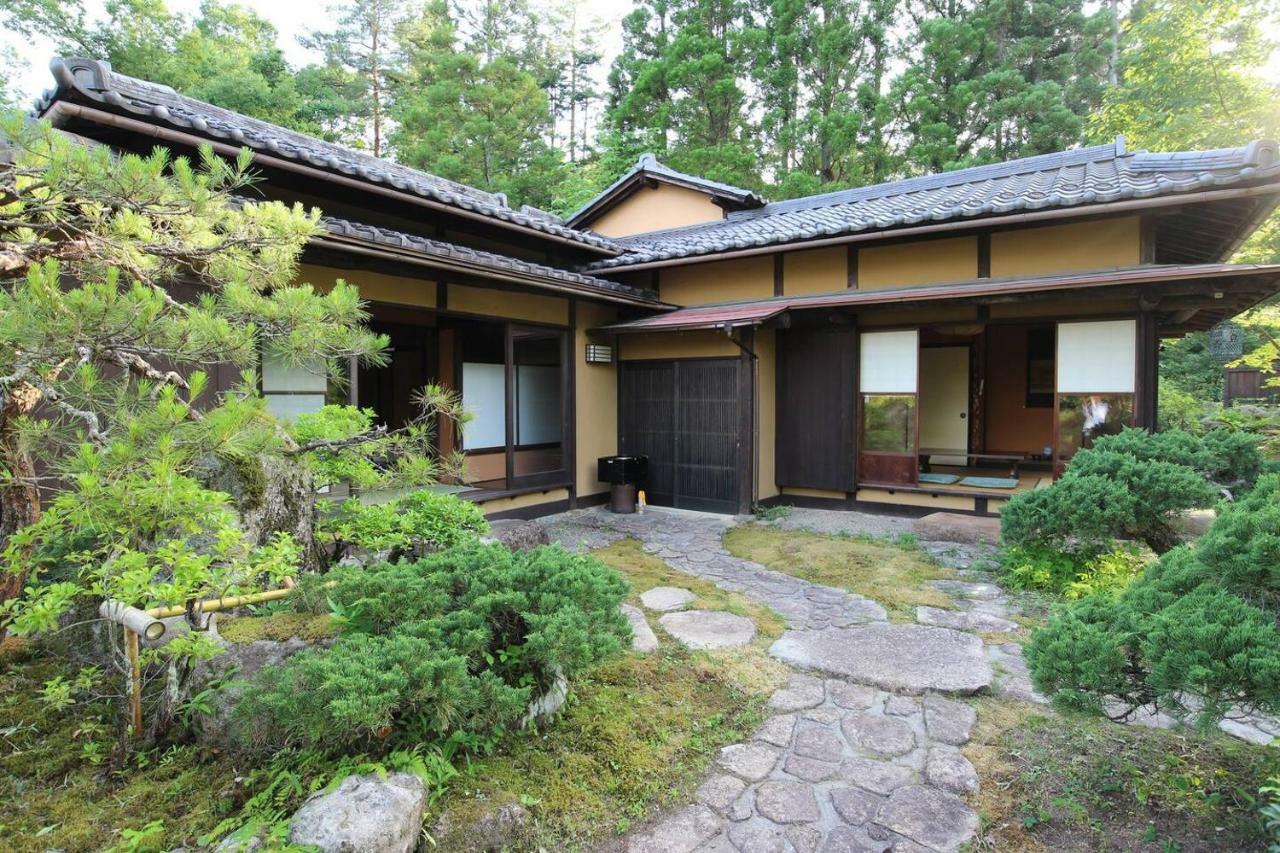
[
  {"xmin": 841, "ymin": 757, "xmax": 913, "ymax": 795},
  {"xmin": 727, "ymin": 819, "xmax": 788, "ymax": 853},
  {"xmin": 924, "ymin": 746, "xmax": 979, "ymax": 794},
  {"xmin": 783, "ymin": 754, "xmax": 842, "ymax": 782},
  {"xmin": 922, "ymin": 695, "xmax": 976, "ymax": 746},
  {"xmin": 621, "ymin": 603, "xmax": 659, "ymax": 653},
  {"xmin": 875, "ymin": 785, "xmax": 979, "ymax": 852},
  {"xmin": 660, "ymin": 610, "xmax": 756, "ymax": 650},
  {"xmin": 768, "ymin": 674, "xmax": 826, "ymax": 711},
  {"xmin": 827, "ymin": 680, "xmax": 877, "ymax": 710},
  {"xmin": 830, "ymin": 786, "xmax": 883, "ymax": 825},
  {"xmin": 718, "ymin": 742, "xmax": 783, "ymax": 781},
  {"xmin": 793, "ymin": 722, "xmax": 845, "ymax": 760},
  {"xmin": 916, "ymin": 606, "xmax": 1019, "ymax": 634},
  {"xmin": 755, "ymin": 780, "xmax": 821, "ymax": 824},
  {"xmin": 641, "ymin": 586, "xmax": 696, "ymax": 612},
  {"xmin": 927, "ymin": 580, "xmax": 1002, "ymax": 600},
  {"xmin": 912, "ymin": 512, "xmax": 1000, "ymax": 546},
  {"xmin": 627, "ymin": 804, "xmax": 722, "ymax": 853},
  {"xmin": 884, "ymin": 695, "xmax": 919, "ymax": 716},
  {"xmin": 786, "ymin": 826, "xmax": 822, "ymax": 853},
  {"xmin": 697, "ymin": 774, "xmax": 747, "ymax": 813},
  {"xmin": 841, "ymin": 713, "xmax": 916, "ymax": 758},
  {"xmin": 819, "ymin": 826, "xmax": 882, "ymax": 853},
  {"xmin": 755, "ymin": 714, "xmax": 798, "ymax": 747},
  {"xmin": 769, "ymin": 625, "xmax": 993, "ymax": 695}
]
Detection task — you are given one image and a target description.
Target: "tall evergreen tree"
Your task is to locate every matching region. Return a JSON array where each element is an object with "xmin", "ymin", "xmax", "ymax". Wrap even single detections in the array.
[
  {"xmin": 301, "ymin": 0, "xmax": 408, "ymax": 157},
  {"xmin": 390, "ymin": 0, "xmax": 567, "ymax": 209},
  {"xmin": 891, "ymin": 0, "xmax": 1110, "ymax": 173},
  {"xmin": 605, "ymin": 0, "xmax": 759, "ymax": 189}
]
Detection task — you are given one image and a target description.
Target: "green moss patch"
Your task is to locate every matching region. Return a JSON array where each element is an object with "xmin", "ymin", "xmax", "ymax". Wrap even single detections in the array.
[
  {"xmin": 965, "ymin": 697, "xmax": 1280, "ymax": 852},
  {"xmin": 0, "ymin": 655, "xmax": 241, "ymax": 852},
  {"xmin": 723, "ymin": 524, "xmax": 954, "ymax": 621},
  {"xmin": 218, "ymin": 612, "xmax": 338, "ymax": 644}
]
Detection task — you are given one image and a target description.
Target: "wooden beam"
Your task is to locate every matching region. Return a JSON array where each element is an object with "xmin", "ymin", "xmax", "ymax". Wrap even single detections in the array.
[
  {"xmin": 846, "ymin": 245, "xmax": 859, "ymax": 289},
  {"xmin": 977, "ymin": 233, "xmax": 991, "ymax": 278},
  {"xmin": 774, "ymin": 254, "xmax": 785, "ymax": 297}
]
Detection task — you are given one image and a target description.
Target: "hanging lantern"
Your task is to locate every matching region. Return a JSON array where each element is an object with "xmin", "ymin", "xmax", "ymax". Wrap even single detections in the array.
[{"xmin": 1208, "ymin": 321, "xmax": 1244, "ymax": 363}]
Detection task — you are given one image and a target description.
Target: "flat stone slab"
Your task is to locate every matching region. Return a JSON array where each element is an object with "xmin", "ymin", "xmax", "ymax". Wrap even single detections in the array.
[
  {"xmin": 841, "ymin": 757, "xmax": 913, "ymax": 795},
  {"xmin": 621, "ymin": 603, "xmax": 660, "ymax": 653},
  {"xmin": 627, "ymin": 804, "xmax": 721, "ymax": 853},
  {"xmin": 769, "ymin": 625, "xmax": 993, "ymax": 695},
  {"xmin": 717, "ymin": 742, "xmax": 783, "ymax": 781},
  {"xmin": 768, "ymin": 674, "xmax": 826, "ymax": 711},
  {"xmin": 925, "ymin": 746, "xmax": 979, "ymax": 794},
  {"xmin": 841, "ymin": 712, "xmax": 916, "ymax": 757},
  {"xmin": 913, "ymin": 512, "xmax": 1001, "ymax": 546},
  {"xmin": 659, "ymin": 610, "xmax": 756, "ymax": 650},
  {"xmin": 917, "ymin": 605, "xmax": 1019, "ymax": 634},
  {"xmin": 923, "ymin": 695, "xmax": 976, "ymax": 746},
  {"xmin": 640, "ymin": 586, "xmax": 696, "ymax": 612},
  {"xmin": 755, "ymin": 780, "xmax": 821, "ymax": 824},
  {"xmin": 875, "ymin": 785, "xmax": 979, "ymax": 852}
]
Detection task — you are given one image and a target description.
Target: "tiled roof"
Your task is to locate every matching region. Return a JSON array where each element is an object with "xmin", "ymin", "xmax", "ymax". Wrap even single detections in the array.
[
  {"xmin": 566, "ymin": 152, "xmax": 765, "ymax": 227},
  {"xmin": 588, "ymin": 139, "xmax": 1280, "ymax": 269},
  {"xmin": 38, "ymin": 58, "xmax": 621, "ymax": 254},
  {"xmin": 598, "ymin": 263, "xmax": 1280, "ymax": 334},
  {"xmin": 318, "ymin": 216, "xmax": 663, "ymax": 306}
]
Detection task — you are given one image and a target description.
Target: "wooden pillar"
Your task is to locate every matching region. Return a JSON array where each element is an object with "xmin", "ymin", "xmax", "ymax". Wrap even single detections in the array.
[
  {"xmin": 738, "ymin": 327, "xmax": 756, "ymax": 516},
  {"xmin": 1135, "ymin": 312, "xmax": 1160, "ymax": 430}
]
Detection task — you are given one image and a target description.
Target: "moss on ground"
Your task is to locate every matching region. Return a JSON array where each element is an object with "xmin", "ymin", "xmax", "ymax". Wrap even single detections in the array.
[
  {"xmin": 965, "ymin": 696, "xmax": 1279, "ymax": 852},
  {"xmin": 425, "ymin": 539, "xmax": 787, "ymax": 850},
  {"xmin": 218, "ymin": 611, "xmax": 338, "ymax": 644},
  {"xmin": 722, "ymin": 523, "xmax": 955, "ymax": 621},
  {"xmin": 0, "ymin": 646, "xmax": 241, "ymax": 852}
]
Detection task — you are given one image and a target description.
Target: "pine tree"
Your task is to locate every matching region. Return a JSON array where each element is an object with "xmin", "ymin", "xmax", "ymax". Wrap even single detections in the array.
[{"xmin": 301, "ymin": 0, "xmax": 408, "ymax": 157}]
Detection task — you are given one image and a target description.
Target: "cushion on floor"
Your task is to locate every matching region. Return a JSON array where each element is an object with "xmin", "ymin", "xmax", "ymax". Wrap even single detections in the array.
[
  {"xmin": 918, "ymin": 472, "xmax": 961, "ymax": 485},
  {"xmin": 957, "ymin": 476, "xmax": 1019, "ymax": 489}
]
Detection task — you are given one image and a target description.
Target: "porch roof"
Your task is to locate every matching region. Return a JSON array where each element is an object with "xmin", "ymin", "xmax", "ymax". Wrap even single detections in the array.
[{"xmin": 596, "ymin": 263, "xmax": 1280, "ymax": 334}]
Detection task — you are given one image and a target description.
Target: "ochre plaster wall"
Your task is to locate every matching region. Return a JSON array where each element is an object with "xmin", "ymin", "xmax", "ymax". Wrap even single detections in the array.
[
  {"xmin": 587, "ymin": 184, "xmax": 724, "ymax": 237},
  {"xmin": 576, "ymin": 301, "xmax": 619, "ymax": 498},
  {"xmin": 756, "ymin": 329, "xmax": 778, "ymax": 500},
  {"xmin": 990, "ymin": 217, "xmax": 1141, "ymax": 278},
  {"xmin": 983, "ymin": 324, "xmax": 1054, "ymax": 454},
  {"xmin": 857, "ymin": 237, "xmax": 978, "ymax": 289},
  {"xmin": 659, "ymin": 255, "xmax": 774, "ymax": 306},
  {"xmin": 783, "ymin": 246, "xmax": 847, "ymax": 296},
  {"xmin": 448, "ymin": 283, "xmax": 569, "ymax": 326},
  {"xmin": 618, "ymin": 330, "xmax": 741, "ymax": 360},
  {"xmin": 301, "ymin": 264, "xmax": 437, "ymax": 308}
]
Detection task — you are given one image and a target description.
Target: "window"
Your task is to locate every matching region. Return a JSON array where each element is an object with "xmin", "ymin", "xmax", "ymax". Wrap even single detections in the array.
[
  {"xmin": 862, "ymin": 394, "xmax": 917, "ymax": 453},
  {"xmin": 261, "ymin": 354, "xmax": 328, "ymax": 422},
  {"xmin": 1057, "ymin": 394, "xmax": 1133, "ymax": 458},
  {"xmin": 457, "ymin": 320, "xmax": 567, "ymax": 490}
]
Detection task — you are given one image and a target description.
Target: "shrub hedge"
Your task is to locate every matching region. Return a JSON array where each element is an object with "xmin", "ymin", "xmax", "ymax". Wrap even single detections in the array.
[{"xmin": 235, "ymin": 542, "xmax": 630, "ymax": 752}]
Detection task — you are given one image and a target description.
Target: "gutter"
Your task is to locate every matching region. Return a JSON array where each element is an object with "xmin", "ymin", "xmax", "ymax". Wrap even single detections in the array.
[
  {"xmin": 42, "ymin": 101, "xmax": 620, "ymax": 257},
  {"xmin": 592, "ymin": 183, "xmax": 1280, "ymax": 274}
]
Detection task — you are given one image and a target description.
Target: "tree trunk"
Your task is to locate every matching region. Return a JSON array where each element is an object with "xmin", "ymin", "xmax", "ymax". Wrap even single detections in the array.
[{"xmin": 0, "ymin": 405, "xmax": 41, "ymax": 641}]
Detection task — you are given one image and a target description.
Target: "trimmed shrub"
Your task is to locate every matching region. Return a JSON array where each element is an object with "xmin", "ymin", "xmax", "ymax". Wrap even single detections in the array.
[
  {"xmin": 319, "ymin": 489, "xmax": 488, "ymax": 562},
  {"xmin": 1001, "ymin": 427, "xmax": 1261, "ymax": 556},
  {"xmin": 235, "ymin": 543, "xmax": 630, "ymax": 752},
  {"xmin": 999, "ymin": 543, "xmax": 1146, "ymax": 599},
  {"xmin": 1026, "ymin": 476, "xmax": 1280, "ymax": 724}
]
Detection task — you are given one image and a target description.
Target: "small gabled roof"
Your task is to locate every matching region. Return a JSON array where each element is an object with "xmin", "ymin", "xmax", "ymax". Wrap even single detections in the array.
[
  {"xmin": 588, "ymin": 139, "xmax": 1280, "ymax": 270},
  {"xmin": 566, "ymin": 153, "xmax": 766, "ymax": 229},
  {"xmin": 37, "ymin": 58, "xmax": 621, "ymax": 254}
]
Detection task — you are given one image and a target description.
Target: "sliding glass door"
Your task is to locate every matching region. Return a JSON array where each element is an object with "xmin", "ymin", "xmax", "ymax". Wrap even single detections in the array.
[
  {"xmin": 858, "ymin": 330, "xmax": 920, "ymax": 486},
  {"xmin": 1054, "ymin": 319, "xmax": 1136, "ymax": 475}
]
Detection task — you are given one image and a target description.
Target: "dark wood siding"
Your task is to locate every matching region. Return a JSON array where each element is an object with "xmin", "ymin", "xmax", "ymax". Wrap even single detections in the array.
[
  {"xmin": 775, "ymin": 327, "xmax": 857, "ymax": 492},
  {"xmin": 619, "ymin": 358, "xmax": 744, "ymax": 513}
]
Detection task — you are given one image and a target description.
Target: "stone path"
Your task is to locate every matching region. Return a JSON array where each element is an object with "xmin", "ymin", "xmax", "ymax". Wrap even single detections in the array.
[{"xmin": 540, "ymin": 507, "xmax": 1036, "ymax": 852}]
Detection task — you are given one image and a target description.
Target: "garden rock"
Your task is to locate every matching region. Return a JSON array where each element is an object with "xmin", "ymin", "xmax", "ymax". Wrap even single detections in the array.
[
  {"xmin": 912, "ymin": 512, "xmax": 1000, "ymax": 546},
  {"xmin": 484, "ymin": 519, "xmax": 551, "ymax": 551},
  {"xmin": 641, "ymin": 586, "xmax": 696, "ymax": 611},
  {"xmin": 621, "ymin": 603, "xmax": 660, "ymax": 653},
  {"xmin": 288, "ymin": 771, "xmax": 426, "ymax": 853},
  {"xmin": 192, "ymin": 636, "xmax": 312, "ymax": 746},
  {"xmin": 521, "ymin": 669, "xmax": 569, "ymax": 726},
  {"xmin": 770, "ymin": 625, "xmax": 992, "ymax": 694},
  {"xmin": 875, "ymin": 785, "xmax": 979, "ymax": 852},
  {"xmin": 922, "ymin": 695, "xmax": 976, "ymax": 746},
  {"xmin": 659, "ymin": 610, "xmax": 756, "ymax": 649},
  {"xmin": 1173, "ymin": 507, "xmax": 1215, "ymax": 540}
]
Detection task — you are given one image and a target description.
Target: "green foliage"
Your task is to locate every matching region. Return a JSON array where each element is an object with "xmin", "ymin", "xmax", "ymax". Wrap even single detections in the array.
[
  {"xmin": 1026, "ymin": 475, "xmax": 1280, "ymax": 724},
  {"xmin": 999, "ymin": 543, "xmax": 1146, "ymax": 600},
  {"xmin": 237, "ymin": 543, "xmax": 630, "ymax": 752},
  {"xmin": 317, "ymin": 489, "xmax": 487, "ymax": 562},
  {"xmin": 1262, "ymin": 776, "xmax": 1280, "ymax": 852},
  {"xmin": 1157, "ymin": 379, "xmax": 1205, "ymax": 434},
  {"xmin": 1001, "ymin": 427, "xmax": 1260, "ymax": 556}
]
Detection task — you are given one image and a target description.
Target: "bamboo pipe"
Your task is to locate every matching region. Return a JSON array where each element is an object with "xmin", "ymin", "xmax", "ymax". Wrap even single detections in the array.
[
  {"xmin": 145, "ymin": 585, "xmax": 297, "ymax": 620},
  {"xmin": 99, "ymin": 600, "xmax": 166, "ymax": 640},
  {"xmin": 126, "ymin": 628, "xmax": 142, "ymax": 737}
]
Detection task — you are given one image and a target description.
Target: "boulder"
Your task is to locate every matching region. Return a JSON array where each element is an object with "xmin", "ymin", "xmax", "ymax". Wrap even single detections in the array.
[
  {"xmin": 484, "ymin": 519, "xmax": 551, "ymax": 552},
  {"xmin": 288, "ymin": 771, "xmax": 426, "ymax": 853},
  {"xmin": 659, "ymin": 610, "xmax": 756, "ymax": 650},
  {"xmin": 912, "ymin": 512, "xmax": 1000, "ymax": 546},
  {"xmin": 191, "ymin": 636, "xmax": 313, "ymax": 746},
  {"xmin": 521, "ymin": 669, "xmax": 569, "ymax": 726},
  {"xmin": 1173, "ymin": 508, "xmax": 1216, "ymax": 540}
]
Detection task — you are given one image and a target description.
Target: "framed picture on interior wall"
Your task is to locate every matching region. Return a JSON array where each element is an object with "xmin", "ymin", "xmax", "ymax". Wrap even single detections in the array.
[{"xmin": 1026, "ymin": 325, "xmax": 1055, "ymax": 407}]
